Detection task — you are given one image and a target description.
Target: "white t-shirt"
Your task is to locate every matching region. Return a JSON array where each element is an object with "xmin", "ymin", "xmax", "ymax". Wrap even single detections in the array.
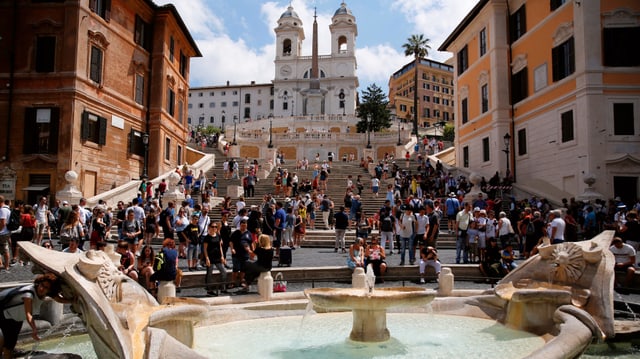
[
  {"xmin": 609, "ymin": 243, "xmax": 636, "ymax": 265},
  {"xmin": 2, "ymin": 285, "xmax": 43, "ymax": 321},
  {"xmin": 34, "ymin": 204, "xmax": 48, "ymax": 224},
  {"xmin": 549, "ymin": 218, "xmax": 566, "ymax": 241},
  {"xmin": 0, "ymin": 205, "xmax": 10, "ymax": 235},
  {"xmin": 415, "ymin": 213, "xmax": 430, "ymax": 235},
  {"xmin": 398, "ymin": 213, "xmax": 415, "ymax": 238}
]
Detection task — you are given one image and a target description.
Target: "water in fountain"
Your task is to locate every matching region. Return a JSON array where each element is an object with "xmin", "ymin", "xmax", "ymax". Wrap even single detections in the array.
[{"xmin": 364, "ymin": 264, "xmax": 376, "ymax": 294}]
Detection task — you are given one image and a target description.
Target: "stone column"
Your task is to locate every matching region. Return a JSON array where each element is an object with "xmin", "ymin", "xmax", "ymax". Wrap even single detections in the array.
[
  {"xmin": 438, "ymin": 267, "xmax": 454, "ymax": 296},
  {"xmin": 352, "ymin": 267, "xmax": 366, "ymax": 289},
  {"xmin": 162, "ymin": 172, "xmax": 184, "ymax": 205},
  {"xmin": 257, "ymin": 271, "xmax": 274, "ymax": 301},
  {"xmin": 55, "ymin": 171, "xmax": 84, "ymax": 205}
]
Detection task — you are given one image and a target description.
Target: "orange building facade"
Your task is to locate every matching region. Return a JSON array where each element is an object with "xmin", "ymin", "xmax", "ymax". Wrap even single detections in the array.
[
  {"xmin": 0, "ymin": 0, "xmax": 200, "ymax": 203},
  {"xmin": 388, "ymin": 58, "xmax": 455, "ymax": 129},
  {"xmin": 440, "ymin": 0, "xmax": 640, "ymax": 203}
]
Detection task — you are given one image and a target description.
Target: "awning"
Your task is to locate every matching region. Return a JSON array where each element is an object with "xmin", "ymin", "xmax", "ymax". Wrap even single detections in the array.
[{"xmin": 22, "ymin": 186, "xmax": 49, "ymax": 191}]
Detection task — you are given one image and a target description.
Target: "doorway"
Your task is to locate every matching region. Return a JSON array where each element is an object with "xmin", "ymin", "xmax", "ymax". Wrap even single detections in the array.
[{"xmin": 613, "ymin": 176, "xmax": 638, "ymax": 207}]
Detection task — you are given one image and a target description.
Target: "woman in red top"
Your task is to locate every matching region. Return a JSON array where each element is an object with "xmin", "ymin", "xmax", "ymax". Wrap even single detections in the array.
[{"xmin": 14, "ymin": 204, "xmax": 37, "ymax": 265}]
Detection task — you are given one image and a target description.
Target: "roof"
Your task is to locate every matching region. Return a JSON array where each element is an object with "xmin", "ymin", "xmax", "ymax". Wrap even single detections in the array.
[
  {"xmin": 146, "ymin": 1, "xmax": 202, "ymax": 57},
  {"xmin": 438, "ymin": 0, "xmax": 489, "ymax": 52}
]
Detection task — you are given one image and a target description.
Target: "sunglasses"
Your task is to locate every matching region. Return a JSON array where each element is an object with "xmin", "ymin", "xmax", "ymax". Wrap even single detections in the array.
[{"xmin": 209, "ymin": 225, "xmax": 218, "ymax": 228}]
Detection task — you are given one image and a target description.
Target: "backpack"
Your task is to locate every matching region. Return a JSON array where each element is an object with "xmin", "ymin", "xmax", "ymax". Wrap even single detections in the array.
[
  {"xmin": 380, "ymin": 215, "xmax": 394, "ymax": 232},
  {"xmin": 0, "ymin": 286, "xmax": 35, "ymax": 311},
  {"xmin": 526, "ymin": 220, "xmax": 535, "ymax": 236},
  {"xmin": 7, "ymin": 209, "xmax": 20, "ymax": 231},
  {"xmin": 153, "ymin": 249, "xmax": 167, "ymax": 273}
]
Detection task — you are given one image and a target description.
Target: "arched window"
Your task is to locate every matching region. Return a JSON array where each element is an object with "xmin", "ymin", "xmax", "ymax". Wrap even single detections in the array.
[
  {"xmin": 338, "ymin": 35, "xmax": 348, "ymax": 53},
  {"xmin": 283, "ymin": 39, "xmax": 292, "ymax": 56}
]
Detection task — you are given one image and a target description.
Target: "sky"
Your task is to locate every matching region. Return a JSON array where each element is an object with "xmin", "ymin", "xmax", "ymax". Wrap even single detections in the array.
[{"xmin": 155, "ymin": 0, "xmax": 477, "ymax": 94}]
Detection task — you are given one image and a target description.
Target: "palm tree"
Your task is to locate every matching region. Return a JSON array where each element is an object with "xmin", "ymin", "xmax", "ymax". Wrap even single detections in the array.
[{"xmin": 402, "ymin": 34, "xmax": 431, "ymax": 138}]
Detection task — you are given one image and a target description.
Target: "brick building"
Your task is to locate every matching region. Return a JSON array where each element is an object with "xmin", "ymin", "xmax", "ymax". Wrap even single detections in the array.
[{"xmin": 0, "ymin": 0, "xmax": 200, "ymax": 203}]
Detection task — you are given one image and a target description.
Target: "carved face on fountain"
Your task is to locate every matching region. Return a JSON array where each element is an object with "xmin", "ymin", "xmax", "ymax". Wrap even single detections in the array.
[{"xmin": 551, "ymin": 243, "xmax": 586, "ymax": 284}]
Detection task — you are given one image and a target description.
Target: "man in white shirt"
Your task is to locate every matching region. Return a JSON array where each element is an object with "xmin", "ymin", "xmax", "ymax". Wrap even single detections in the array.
[
  {"xmin": 548, "ymin": 209, "xmax": 566, "ymax": 244},
  {"xmin": 609, "ymin": 237, "xmax": 636, "ymax": 290},
  {"xmin": 33, "ymin": 196, "xmax": 49, "ymax": 245},
  {"xmin": 0, "ymin": 196, "xmax": 12, "ymax": 271}
]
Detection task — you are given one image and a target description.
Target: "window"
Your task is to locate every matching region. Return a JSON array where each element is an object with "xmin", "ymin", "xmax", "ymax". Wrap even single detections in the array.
[
  {"xmin": 81, "ymin": 111, "xmax": 107, "ymax": 145},
  {"xmin": 511, "ymin": 67, "xmax": 528, "ymax": 104},
  {"xmin": 283, "ymin": 101, "xmax": 288, "ymax": 111},
  {"xmin": 178, "ymin": 100, "xmax": 184, "ymax": 125},
  {"xmin": 134, "ymin": 73, "xmax": 144, "ymax": 105},
  {"xmin": 422, "ymin": 83, "xmax": 430, "ymax": 90},
  {"xmin": 461, "ymin": 98, "xmax": 468, "ymax": 124},
  {"xmin": 179, "ymin": 51, "xmax": 187, "ymax": 77},
  {"xmin": 233, "ymin": 91, "xmax": 238, "ymax": 95},
  {"xmin": 443, "ymin": 99, "xmax": 450, "ymax": 106},
  {"xmin": 89, "ymin": 0, "xmax": 111, "ymax": 21},
  {"xmin": 283, "ymin": 39, "xmax": 292, "ymax": 55},
  {"xmin": 198, "ymin": 103, "xmax": 203, "ymax": 108},
  {"xmin": 270, "ymin": 99, "xmax": 274, "ymax": 110},
  {"xmin": 128, "ymin": 129, "xmax": 145, "ymax": 157},
  {"xmin": 164, "ymin": 137, "xmax": 171, "ymax": 161},
  {"xmin": 443, "ymin": 87, "xmax": 449, "ymax": 94},
  {"xmin": 232, "ymin": 101, "xmax": 239, "ymax": 107},
  {"xmin": 35, "ymin": 36, "xmax": 55, "ymax": 73},
  {"xmin": 433, "ymin": 97, "xmax": 440, "ymax": 104},
  {"xmin": 482, "ymin": 137, "xmax": 490, "ymax": 162},
  {"xmin": 479, "ymin": 28, "xmax": 487, "ymax": 56},
  {"xmin": 552, "ymin": 37, "xmax": 575, "ymax": 81},
  {"xmin": 209, "ymin": 102, "xmax": 215, "ymax": 108},
  {"xmin": 168, "ymin": 35, "xmax": 174, "ymax": 62},
  {"xmin": 517, "ymin": 128, "xmax": 527, "ymax": 155},
  {"xmin": 210, "ymin": 116, "xmax": 214, "ymax": 123},
  {"xmin": 614, "ymin": 103, "xmax": 635, "ymax": 136},
  {"xmin": 433, "ymin": 109, "xmax": 440, "ymax": 118},
  {"xmin": 198, "ymin": 92, "xmax": 203, "ymax": 97},
  {"xmin": 561, "ymin": 110, "xmax": 574, "ymax": 142},
  {"xmin": 244, "ymin": 107, "xmax": 251, "ymax": 118},
  {"xmin": 457, "ymin": 45, "xmax": 468, "ymax": 75},
  {"xmin": 89, "ymin": 46, "xmax": 103, "ymax": 84},
  {"xmin": 423, "ymin": 96, "xmax": 430, "ymax": 102},
  {"xmin": 424, "ymin": 108, "xmax": 430, "ymax": 118},
  {"xmin": 433, "ymin": 85, "xmax": 440, "ymax": 92},
  {"xmin": 134, "ymin": 16, "xmax": 151, "ymax": 51},
  {"xmin": 258, "ymin": 100, "xmax": 262, "ymax": 106},
  {"xmin": 245, "ymin": 94, "xmax": 251, "ymax": 104},
  {"xmin": 177, "ymin": 145, "xmax": 182, "ymax": 165},
  {"xmin": 400, "ymin": 104, "xmax": 407, "ymax": 112},
  {"xmin": 550, "ymin": 0, "xmax": 566, "ymax": 11},
  {"xmin": 221, "ymin": 101, "xmax": 227, "ymax": 107},
  {"xmin": 210, "ymin": 92, "xmax": 214, "ymax": 96},
  {"xmin": 221, "ymin": 91, "xmax": 226, "ymax": 96},
  {"xmin": 167, "ymin": 88, "xmax": 175, "ymax": 116},
  {"xmin": 463, "ymin": 146, "xmax": 469, "ymax": 168},
  {"xmin": 509, "ymin": 5, "xmax": 526, "ymax": 43},
  {"xmin": 23, "ymin": 107, "xmax": 59, "ymax": 154},
  {"xmin": 603, "ymin": 27, "xmax": 640, "ymax": 67},
  {"xmin": 481, "ymin": 84, "xmax": 489, "ymax": 113},
  {"xmin": 443, "ymin": 112, "xmax": 449, "ymax": 121}
]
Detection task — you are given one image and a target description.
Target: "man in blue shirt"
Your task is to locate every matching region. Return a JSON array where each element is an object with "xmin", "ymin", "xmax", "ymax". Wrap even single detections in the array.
[{"xmin": 274, "ymin": 201, "xmax": 287, "ymax": 256}]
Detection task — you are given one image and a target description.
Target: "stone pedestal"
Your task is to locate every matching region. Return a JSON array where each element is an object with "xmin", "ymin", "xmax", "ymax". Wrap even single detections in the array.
[
  {"xmin": 438, "ymin": 267, "xmax": 454, "ymax": 296},
  {"xmin": 55, "ymin": 170, "xmax": 83, "ymax": 205},
  {"xmin": 157, "ymin": 281, "xmax": 176, "ymax": 304},
  {"xmin": 258, "ymin": 271, "xmax": 274, "ymax": 301},
  {"xmin": 226, "ymin": 185, "xmax": 243, "ymax": 198},
  {"xmin": 162, "ymin": 172, "xmax": 184, "ymax": 205},
  {"xmin": 363, "ymin": 148, "xmax": 375, "ymax": 162},
  {"xmin": 352, "ymin": 267, "xmax": 366, "ymax": 289}
]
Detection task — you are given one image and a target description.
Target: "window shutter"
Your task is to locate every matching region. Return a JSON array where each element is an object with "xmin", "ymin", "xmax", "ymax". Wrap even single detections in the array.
[
  {"xmin": 89, "ymin": 0, "xmax": 97, "ymax": 12},
  {"xmin": 104, "ymin": 0, "xmax": 111, "ymax": 21},
  {"xmin": 81, "ymin": 111, "xmax": 90, "ymax": 140},
  {"xmin": 23, "ymin": 108, "xmax": 37, "ymax": 154},
  {"xmin": 128, "ymin": 129, "xmax": 134, "ymax": 154},
  {"xmin": 551, "ymin": 46, "xmax": 560, "ymax": 81},
  {"xmin": 98, "ymin": 116, "xmax": 107, "ymax": 145},
  {"xmin": 49, "ymin": 107, "xmax": 60, "ymax": 154}
]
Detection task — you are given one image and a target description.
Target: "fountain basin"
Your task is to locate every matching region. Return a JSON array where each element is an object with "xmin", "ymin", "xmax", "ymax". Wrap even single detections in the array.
[{"xmin": 305, "ymin": 287, "xmax": 435, "ymax": 342}]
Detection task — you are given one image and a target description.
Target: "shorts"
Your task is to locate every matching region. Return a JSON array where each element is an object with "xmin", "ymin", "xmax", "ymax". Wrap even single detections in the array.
[
  {"xmin": 36, "ymin": 222, "xmax": 47, "ymax": 236},
  {"xmin": 372, "ymin": 186, "xmax": 379, "ymax": 193},
  {"xmin": 232, "ymin": 257, "xmax": 247, "ymax": 272},
  {"xmin": 124, "ymin": 235, "xmax": 137, "ymax": 245},
  {"xmin": 0, "ymin": 233, "xmax": 10, "ymax": 256},
  {"xmin": 177, "ymin": 231, "xmax": 186, "ymax": 244},
  {"xmin": 416, "ymin": 234, "xmax": 427, "ymax": 247},
  {"xmin": 0, "ymin": 315, "xmax": 23, "ymax": 351}
]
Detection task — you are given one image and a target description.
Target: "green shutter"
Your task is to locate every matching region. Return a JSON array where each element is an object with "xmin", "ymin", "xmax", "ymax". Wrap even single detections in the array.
[
  {"xmin": 81, "ymin": 111, "xmax": 90, "ymax": 140},
  {"xmin": 98, "ymin": 116, "xmax": 107, "ymax": 145},
  {"xmin": 23, "ymin": 108, "xmax": 37, "ymax": 154}
]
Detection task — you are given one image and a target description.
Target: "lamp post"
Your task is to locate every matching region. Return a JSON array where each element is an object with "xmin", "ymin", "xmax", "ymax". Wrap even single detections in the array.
[
  {"xmin": 232, "ymin": 115, "xmax": 238, "ymax": 145},
  {"xmin": 141, "ymin": 132, "xmax": 149, "ymax": 179},
  {"xmin": 503, "ymin": 132, "xmax": 511, "ymax": 178},
  {"xmin": 221, "ymin": 110, "xmax": 226, "ymax": 134},
  {"xmin": 366, "ymin": 115, "xmax": 372, "ymax": 149},
  {"xmin": 268, "ymin": 113, "xmax": 274, "ymax": 148}
]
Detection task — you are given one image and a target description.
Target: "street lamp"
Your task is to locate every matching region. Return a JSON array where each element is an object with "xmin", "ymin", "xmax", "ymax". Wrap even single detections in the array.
[
  {"xmin": 503, "ymin": 132, "xmax": 511, "ymax": 178},
  {"xmin": 232, "ymin": 115, "xmax": 238, "ymax": 145},
  {"xmin": 268, "ymin": 113, "xmax": 274, "ymax": 148},
  {"xmin": 366, "ymin": 115, "xmax": 372, "ymax": 149},
  {"xmin": 141, "ymin": 132, "xmax": 149, "ymax": 179},
  {"xmin": 221, "ymin": 110, "xmax": 226, "ymax": 134}
]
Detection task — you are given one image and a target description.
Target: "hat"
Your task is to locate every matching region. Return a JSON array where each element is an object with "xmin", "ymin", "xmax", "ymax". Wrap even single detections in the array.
[
  {"xmin": 480, "ymin": 209, "xmax": 487, "ymax": 215},
  {"xmin": 62, "ymin": 201, "xmax": 69, "ymax": 205},
  {"xmin": 617, "ymin": 204, "xmax": 627, "ymax": 209},
  {"xmin": 614, "ymin": 196, "xmax": 621, "ymax": 201},
  {"xmin": 449, "ymin": 192, "xmax": 455, "ymax": 197},
  {"xmin": 473, "ymin": 207, "xmax": 481, "ymax": 212},
  {"xmin": 285, "ymin": 197, "xmax": 291, "ymax": 202}
]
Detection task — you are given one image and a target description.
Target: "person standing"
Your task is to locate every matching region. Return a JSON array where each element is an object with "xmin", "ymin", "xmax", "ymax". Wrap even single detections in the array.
[
  {"xmin": 0, "ymin": 197, "xmax": 11, "ymax": 272},
  {"xmin": 334, "ymin": 206, "xmax": 349, "ymax": 253},
  {"xmin": 229, "ymin": 219, "xmax": 252, "ymax": 290},
  {"xmin": 33, "ymin": 196, "xmax": 49, "ymax": 246},
  {"xmin": 203, "ymin": 222, "xmax": 227, "ymax": 296},
  {"xmin": 378, "ymin": 201, "xmax": 396, "ymax": 255},
  {"xmin": 398, "ymin": 206, "xmax": 416, "ymax": 266},
  {"xmin": 455, "ymin": 203, "xmax": 472, "ymax": 264},
  {"xmin": 547, "ymin": 209, "xmax": 566, "ymax": 244}
]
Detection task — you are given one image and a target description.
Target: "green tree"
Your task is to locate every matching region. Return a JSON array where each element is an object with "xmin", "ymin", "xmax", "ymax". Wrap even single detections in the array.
[
  {"xmin": 402, "ymin": 34, "xmax": 431, "ymax": 138},
  {"xmin": 443, "ymin": 123, "xmax": 455, "ymax": 142},
  {"xmin": 356, "ymin": 84, "xmax": 391, "ymax": 133}
]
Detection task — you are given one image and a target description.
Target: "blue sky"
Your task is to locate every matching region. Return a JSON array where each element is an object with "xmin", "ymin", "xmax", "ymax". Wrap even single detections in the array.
[{"xmin": 155, "ymin": 0, "xmax": 476, "ymax": 94}]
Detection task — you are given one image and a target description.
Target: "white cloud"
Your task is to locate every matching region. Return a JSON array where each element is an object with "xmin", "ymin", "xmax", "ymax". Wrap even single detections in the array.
[{"xmin": 356, "ymin": 44, "xmax": 408, "ymax": 93}]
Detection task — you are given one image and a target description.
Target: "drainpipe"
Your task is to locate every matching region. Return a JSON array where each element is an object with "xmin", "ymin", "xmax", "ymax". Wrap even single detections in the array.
[
  {"xmin": 143, "ymin": 17, "xmax": 154, "ymax": 178},
  {"xmin": 3, "ymin": 0, "xmax": 17, "ymax": 162}
]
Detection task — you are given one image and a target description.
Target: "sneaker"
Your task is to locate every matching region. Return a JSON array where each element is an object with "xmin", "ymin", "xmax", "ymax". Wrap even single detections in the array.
[
  {"xmin": 410, "ymin": 260, "xmax": 415, "ymax": 265},
  {"xmin": 9, "ymin": 261, "xmax": 18, "ymax": 267},
  {"xmin": 420, "ymin": 278, "xmax": 426, "ymax": 284},
  {"xmin": 206, "ymin": 290, "xmax": 218, "ymax": 297},
  {"xmin": 334, "ymin": 248, "xmax": 338, "ymax": 253},
  {"xmin": 399, "ymin": 261, "xmax": 405, "ymax": 266}
]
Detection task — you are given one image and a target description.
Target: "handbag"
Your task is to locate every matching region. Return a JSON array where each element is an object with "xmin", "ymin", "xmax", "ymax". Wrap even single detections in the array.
[{"xmin": 273, "ymin": 272, "xmax": 287, "ymax": 292}]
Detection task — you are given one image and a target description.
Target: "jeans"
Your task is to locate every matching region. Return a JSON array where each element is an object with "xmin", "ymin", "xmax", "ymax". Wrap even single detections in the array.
[
  {"xmin": 399, "ymin": 236, "xmax": 414, "ymax": 264},
  {"xmin": 335, "ymin": 229, "xmax": 346, "ymax": 250},
  {"xmin": 380, "ymin": 231, "xmax": 394, "ymax": 252},
  {"xmin": 205, "ymin": 261, "xmax": 227, "ymax": 291},
  {"xmin": 456, "ymin": 230, "xmax": 468, "ymax": 264}
]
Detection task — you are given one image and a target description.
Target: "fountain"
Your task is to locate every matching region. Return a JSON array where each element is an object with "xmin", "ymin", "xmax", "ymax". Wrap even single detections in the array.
[
  {"xmin": 15, "ymin": 231, "xmax": 624, "ymax": 359},
  {"xmin": 305, "ymin": 264, "xmax": 436, "ymax": 342}
]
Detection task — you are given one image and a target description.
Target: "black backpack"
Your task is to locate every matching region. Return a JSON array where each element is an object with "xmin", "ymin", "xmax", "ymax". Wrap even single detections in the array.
[
  {"xmin": 7, "ymin": 209, "xmax": 20, "ymax": 231},
  {"xmin": 380, "ymin": 215, "xmax": 394, "ymax": 232}
]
